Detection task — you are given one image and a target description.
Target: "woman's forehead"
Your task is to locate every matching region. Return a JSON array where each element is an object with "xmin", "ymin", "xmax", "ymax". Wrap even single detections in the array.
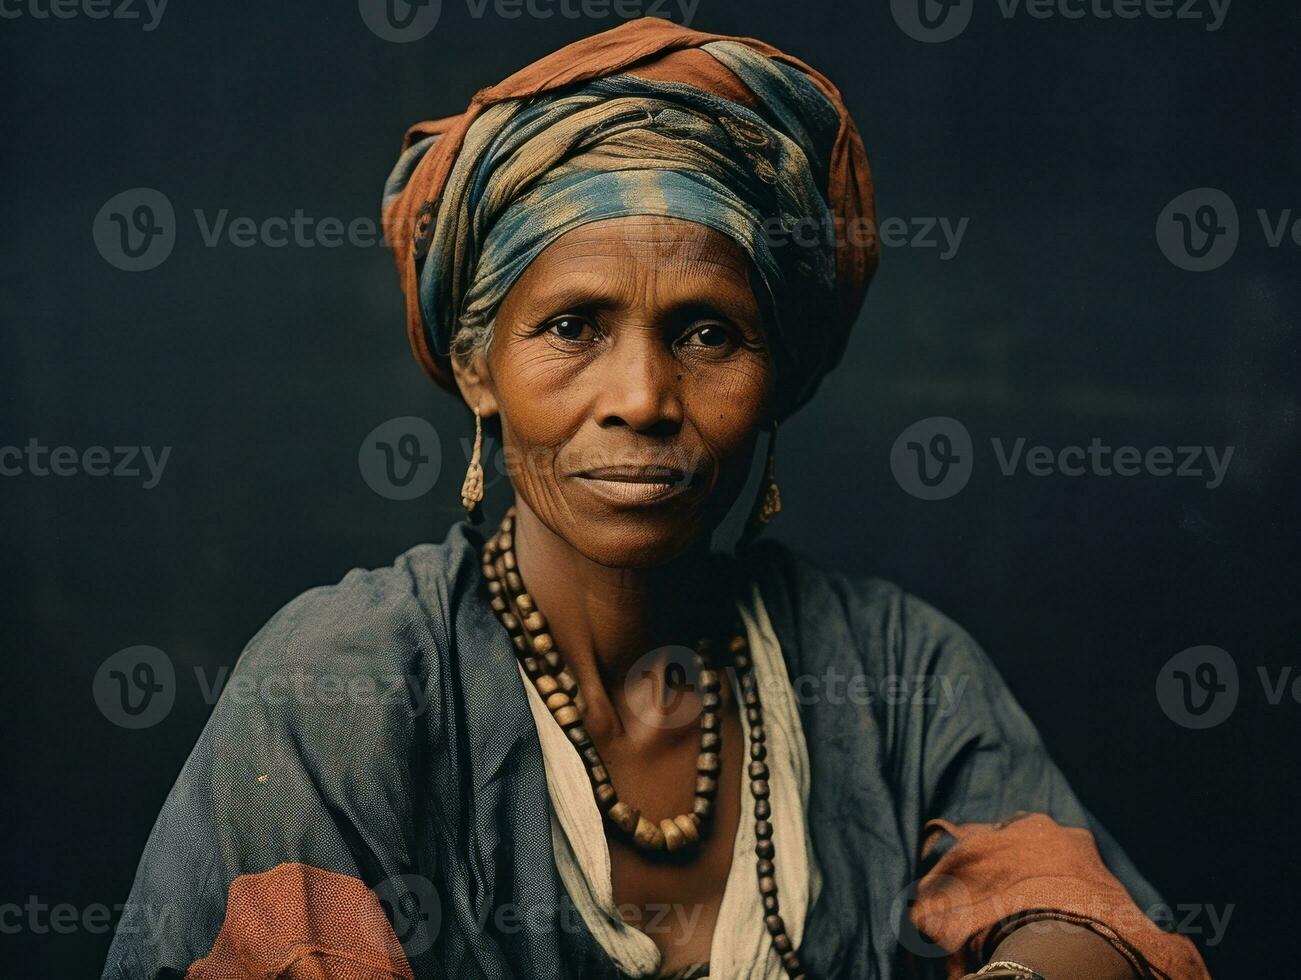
[{"xmin": 530, "ymin": 216, "xmax": 753, "ymax": 275}]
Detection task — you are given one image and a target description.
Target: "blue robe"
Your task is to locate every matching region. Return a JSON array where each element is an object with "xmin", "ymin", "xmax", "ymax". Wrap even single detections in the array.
[{"xmin": 102, "ymin": 523, "xmax": 1171, "ymax": 979}]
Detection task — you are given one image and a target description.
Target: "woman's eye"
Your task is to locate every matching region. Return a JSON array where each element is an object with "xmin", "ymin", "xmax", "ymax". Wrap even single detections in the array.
[
  {"xmin": 545, "ymin": 316, "xmax": 594, "ymax": 341},
  {"xmin": 681, "ymin": 323, "xmax": 732, "ymax": 349}
]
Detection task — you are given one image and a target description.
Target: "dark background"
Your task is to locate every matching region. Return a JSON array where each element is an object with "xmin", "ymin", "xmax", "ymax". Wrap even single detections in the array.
[{"xmin": 2, "ymin": 1, "xmax": 1297, "ymax": 976}]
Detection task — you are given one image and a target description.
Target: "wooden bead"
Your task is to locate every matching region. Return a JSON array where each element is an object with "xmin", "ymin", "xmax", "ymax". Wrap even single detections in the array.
[
  {"xmin": 773, "ymin": 933, "xmax": 793, "ymax": 955},
  {"xmin": 750, "ymin": 742, "xmax": 767, "ymax": 761},
  {"xmin": 763, "ymin": 893, "xmax": 779, "ymax": 914},
  {"xmin": 695, "ymin": 774, "xmax": 717, "ymax": 796},
  {"xmin": 545, "ymin": 691, "xmax": 571, "ymax": 712},
  {"xmin": 514, "ymin": 592, "xmax": 534, "ymax": 613},
  {"xmin": 758, "ymin": 875, "xmax": 777, "ymax": 896},
  {"xmin": 555, "ymin": 668, "xmax": 578, "ymax": 693},
  {"xmin": 765, "ymin": 914, "xmax": 785, "ymax": 936},
  {"xmin": 728, "ymin": 634, "xmax": 747, "ymax": 654},
  {"xmin": 506, "ymin": 571, "xmax": 522, "ymax": 592},
  {"xmin": 756, "ymin": 858, "xmax": 774, "ymax": 877},
  {"xmin": 751, "ymin": 779, "xmax": 769, "ymax": 800},
  {"xmin": 700, "ymin": 731, "xmax": 721, "ymax": 752},
  {"xmin": 697, "ymin": 753, "xmax": 720, "ymax": 774},
  {"xmin": 581, "ymin": 745, "xmax": 602, "ymax": 769},
  {"xmin": 498, "ymin": 532, "xmax": 512, "ymax": 552},
  {"xmin": 781, "ymin": 951, "xmax": 801, "ymax": 973},
  {"xmin": 502, "ymin": 550, "xmax": 517, "ymax": 571},
  {"xmin": 746, "ymin": 706, "xmax": 762, "ymax": 724},
  {"xmin": 734, "ymin": 654, "xmax": 751, "ymax": 672},
  {"xmin": 490, "ymin": 595, "xmax": 508, "ymax": 614},
  {"xmin": 608, "ymin": 802, "xmax": 638, "ymax": 833},
  {"xmin": 756, "ymin": 839, "xmax": 775, "ymax": 859},
  {"xmin": 755, "ymin": 799, "xmax": 771, "ymax": 820},
  {"xmin": 521, "ymin": 656, "xmax": 542, "ymax": 677},
  {"xmin": 743, "ymin": 686, "xmax": 759, "ymax": 707},
  {"xmin": 755, "ymin": 820, "xmax": 773, "ymax": 840},
  {"xmin": 535, "ymin": 675, "xmax": 559, "ymax": 698},
  {"xmin": 633, "ymin": 816, "xmax": 664, "ymax": 849},
  {"xmin": 701, "ymin": 691, "xmax": 720, "ymax": 711},
  {"xmin": 749, "ymin": 760, "xmax": 769, "ymax": 780},
  {"xmin": 511, "ymin": 635, "xmax": 527, "ymax": 653},
  {"xmin": 544, "ymin": 651, "xmax": 562, "ymax": 672},
  {"xmin": 588, "ymin": 764, "xmax": 608, "ymax": 785},
  {"xmin": 692, "ymin": 797, "xmax": 713, "ymax": 819},
  {"xmin": 523, "ymin": 611, "xmax": 545, "ymax": 633},
  {"xmin": 531, "ymin": 632, "xmax": 555, "ymax": 654},
  {"xmin": 486, "ymin": 579, "xmax": 503, "ymax": 596},
  {"xmin": 594, "ymin": 782, "xmax": 617, "ymax": 809},
  {"xmin": 697, "ymin": 669, "xmax": 720, "ymax": 692},
  {"xmin": 661, "ymin": 818, "xmax": 687, "ymax": 852},
  {"xmin": 499, "ymin": 611, "xmax": 519, "ymax": 633},
  {"xmin": 553, "ymin": 705, "xmax": 581, "ymax": 728},
  {"xmin": 750, "ymin": 723, "xmax": 765, "ymax": 743},
  {"xmin": 565, "ymin": 724, "xmax": 590, "ymax": 748},
  {"xmin": 700, "ymin": 712, "xmax": 720, "ymax": 732},
  {"xmin": 673, "ymin": 814, "xmax": 700, "ymax": 843}
]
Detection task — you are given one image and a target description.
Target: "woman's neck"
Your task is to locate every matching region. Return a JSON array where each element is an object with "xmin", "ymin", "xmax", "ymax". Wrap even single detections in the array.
[{"xmin": 509, "ymin": 498, "xmax": 725, "ymax": 739}]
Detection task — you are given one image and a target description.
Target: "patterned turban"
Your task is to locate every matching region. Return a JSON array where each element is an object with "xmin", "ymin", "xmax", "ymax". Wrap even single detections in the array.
[{"xmin": 382, "ymin": 17, "xmax": 877, "ymax": 418}]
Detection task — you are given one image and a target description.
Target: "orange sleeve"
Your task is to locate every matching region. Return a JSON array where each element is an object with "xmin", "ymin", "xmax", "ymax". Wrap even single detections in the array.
[
  {"xmin": 910, "ymin": 814, "xmax": 1211, "ymax": 980},
  {"xmin": 185, "ymin": 863, "xmax": 414, "ymax": 980}
]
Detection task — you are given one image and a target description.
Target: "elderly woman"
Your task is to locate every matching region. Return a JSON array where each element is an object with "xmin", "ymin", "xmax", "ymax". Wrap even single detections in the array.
[{"xmin": 104, "ymin": 18, "xmax": 1209, "ymax": 980}]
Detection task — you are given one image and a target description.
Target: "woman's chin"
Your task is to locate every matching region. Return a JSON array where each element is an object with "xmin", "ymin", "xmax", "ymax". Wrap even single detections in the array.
[{"xmin": 563, "ymin": 510, "xmax": 716, "ymax": 570}]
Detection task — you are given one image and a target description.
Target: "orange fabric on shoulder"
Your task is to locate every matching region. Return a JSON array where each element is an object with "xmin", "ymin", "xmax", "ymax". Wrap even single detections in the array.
[
  {"xmin": 912, "ymin": 814, "xmax": 1211, "ymax": 980},
  {"xmin": 185, "ymin": 863, "xmax": 414, "ymax": 979}
]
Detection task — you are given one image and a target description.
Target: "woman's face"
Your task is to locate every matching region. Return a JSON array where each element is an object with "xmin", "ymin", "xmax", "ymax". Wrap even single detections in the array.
[{"xmin": 459, "ymin": 215, "xmax": 773, "ymax": 568}]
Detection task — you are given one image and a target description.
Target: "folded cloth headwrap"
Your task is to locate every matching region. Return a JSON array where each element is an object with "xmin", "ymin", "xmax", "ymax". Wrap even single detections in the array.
[{"xmin": 382, "ymin": 17, "xmax": 877, "ymax": 418}]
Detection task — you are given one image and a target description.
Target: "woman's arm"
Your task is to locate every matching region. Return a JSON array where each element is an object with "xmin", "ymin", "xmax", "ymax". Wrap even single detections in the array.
[{"xmin": 978, "ymin": 919, "xmax": 1139, "ymax": 980}]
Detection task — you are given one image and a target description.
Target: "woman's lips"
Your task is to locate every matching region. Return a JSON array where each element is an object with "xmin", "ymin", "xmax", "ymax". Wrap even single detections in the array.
[{"xmin": 570, "ymin": 465, "xmax": 698, "ymax": 507}]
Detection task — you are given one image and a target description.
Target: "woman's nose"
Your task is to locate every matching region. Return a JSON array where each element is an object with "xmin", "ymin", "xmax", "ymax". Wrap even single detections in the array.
[{"xmin": 593, "ymin": 334, "xmax": 684, "ymax": 435}]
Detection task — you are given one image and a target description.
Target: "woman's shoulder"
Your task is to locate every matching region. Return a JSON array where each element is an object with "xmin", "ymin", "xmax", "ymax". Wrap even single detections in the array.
[
  {"xmin": 222, "ymin": 522, "xmax": 486, "ymax": 723},
  {"xmin": 744, "ymin": 538, "xmax": 992, "ymax": 677}
]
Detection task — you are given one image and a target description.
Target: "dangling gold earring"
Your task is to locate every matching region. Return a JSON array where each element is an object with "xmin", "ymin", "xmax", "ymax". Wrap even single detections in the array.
[
  {"xmin": 742, "ymin": 421, "xmax": 781, "ymax": 545},
  {"xmin": 460, "ymin": 405, "xmax": 484, "ymax": 523}
]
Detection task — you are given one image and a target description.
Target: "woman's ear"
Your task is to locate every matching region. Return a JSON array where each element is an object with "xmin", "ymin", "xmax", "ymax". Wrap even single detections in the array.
[{"xmin": 450, "ymin": 352, "xmax": 500, "ymax": 419}]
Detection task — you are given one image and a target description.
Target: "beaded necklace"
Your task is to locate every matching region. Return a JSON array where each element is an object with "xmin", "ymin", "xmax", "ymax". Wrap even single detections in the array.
[{"xmin": 481, "ymin": 509, "xmax": 805, "ymax": 978}]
